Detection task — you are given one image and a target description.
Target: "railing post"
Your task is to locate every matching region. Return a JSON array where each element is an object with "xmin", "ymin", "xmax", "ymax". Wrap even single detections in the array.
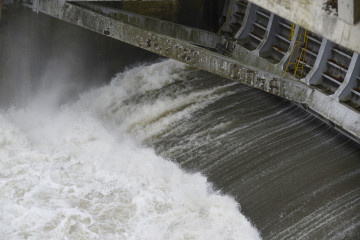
[{"xmin": 338, "ymin": 0, "xmax": 360, "ymax": 24}]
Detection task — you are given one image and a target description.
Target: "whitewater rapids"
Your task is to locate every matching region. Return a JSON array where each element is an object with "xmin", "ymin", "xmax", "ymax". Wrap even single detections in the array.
[{"xmin": 0, "ymin": 60, "xmax": 261, "ymax": 240}]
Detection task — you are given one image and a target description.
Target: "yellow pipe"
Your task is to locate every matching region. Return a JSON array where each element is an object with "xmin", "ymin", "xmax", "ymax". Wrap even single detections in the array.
[
  {"xmin": 293, "ymin": 28, "xmax": 303, "ymax": 79},
  {"xmin": 300, "ymin": 30, "xmax": 309, "ymax": 78},
  {"xmin": 285, "ymin": 26, "xmax": 310, "ymax": 80},
  {"xmin": 290, "ymin": 23, "xmax": 295, "ymax": 40},
  {"xmin": 284, "ymin": 23, "xmax": 297, "ymax": 77}
]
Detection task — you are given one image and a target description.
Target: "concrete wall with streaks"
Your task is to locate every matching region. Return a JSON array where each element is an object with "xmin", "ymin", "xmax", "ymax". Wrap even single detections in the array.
[{"xmin": 249, "ymin": 0, "xmax": 360, "ymax": 54}]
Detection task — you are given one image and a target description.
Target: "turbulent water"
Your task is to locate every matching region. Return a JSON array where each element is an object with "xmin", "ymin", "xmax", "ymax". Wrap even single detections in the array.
[
  {"xmin": 1, "ymin": 59, "xmax": 360, "ymax": 239},
  {"xmin": 0, "ymin": 60, "xmax": 261, "ymax": 239}
]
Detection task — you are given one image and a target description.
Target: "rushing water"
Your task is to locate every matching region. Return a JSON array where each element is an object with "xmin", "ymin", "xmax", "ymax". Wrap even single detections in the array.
[
  {"xmin": 0, "ymin": 60, "xmax": 262, "ymax": 239},
  {"xmin": 1, "ymin": 8, "xmax": 360, "ymax": 239},
  {"xmin": 1, "ymin": 59, "xmax": 360, "ymax": 239}
]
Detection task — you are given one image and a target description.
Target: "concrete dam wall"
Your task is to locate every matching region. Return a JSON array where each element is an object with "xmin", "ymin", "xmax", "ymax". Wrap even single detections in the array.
[
  {"xmin": 2, "ymin": 0, "xmax": 360, "ymax": 142},
  {"xmin": 1, "ymin": 1, "xmax": 360, "ymax": 239}
]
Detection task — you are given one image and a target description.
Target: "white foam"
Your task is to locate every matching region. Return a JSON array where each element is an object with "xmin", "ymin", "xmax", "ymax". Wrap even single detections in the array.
[{"xmin": 0, "ymin": 60, "xmax": 261, "ymax": 239}]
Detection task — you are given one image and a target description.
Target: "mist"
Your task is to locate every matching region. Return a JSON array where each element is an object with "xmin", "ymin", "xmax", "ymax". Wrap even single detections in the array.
[
  {"xmin": 0, "ymin": 5, "xmax": 160, "ymax": 109},
  {"xmin": 2, "ymin": 3, "xmax": 360, "ymax": 240},
  {"xmin": 0, "ymin": 6, "xmax": 264, "ymax": 240}
]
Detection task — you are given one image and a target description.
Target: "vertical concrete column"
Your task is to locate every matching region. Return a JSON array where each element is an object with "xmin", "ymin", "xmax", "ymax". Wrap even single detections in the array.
[
  {"xmin": 336, "ymin": 53, "xmax": 360, "ymax": 101},
  {"xmin": 306, "ymin": 39, "xmax": 334, "ymax": 85},
  {"xmin": 235, "ymin": 3, "xmax": 258, "ymax": 39},
  {"xmin": 279, "ymin": 24, "xmax": 300, "ymax": 70},
  {"xmin": 338, "ymin": 0, "xmax": 360, "ymax": 24},
  {"xmin": 256, "ymin": 13, "xmax": 279, "ymax": 55},
  {"xmin": 0, "ymin": 0, "xmax": 2, "ymax": 21},
  {"xmin": 234, "ymin": 2, "xmax": 252, "ymax": 38}
]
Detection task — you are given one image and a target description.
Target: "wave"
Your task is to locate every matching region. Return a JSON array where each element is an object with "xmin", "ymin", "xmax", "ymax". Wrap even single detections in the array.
[{"xmin": 0, "ymin": 60, "xmax": 261, "ymax": 239}]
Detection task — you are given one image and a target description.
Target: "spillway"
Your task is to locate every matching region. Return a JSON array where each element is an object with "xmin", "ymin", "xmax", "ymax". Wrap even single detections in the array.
[{"xmin": 1, "ymin": 4, "xmax": 360, "ymax": 240}]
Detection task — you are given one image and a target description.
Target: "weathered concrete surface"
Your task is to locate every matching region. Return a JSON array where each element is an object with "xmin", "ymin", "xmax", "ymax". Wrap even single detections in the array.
[
  {"xmin": 35, "ymin": 1, "xmax": 360, "ymax": 141},
  {"xmin": 230, "ymin": 42, "xmax": 285, "ymax": 77},
  {"xmin": 338, "ymin": 0, "xmax": 360, "ymax": 24},
  {"xmin": 248, "ymin": 0, "xmax": 360, "ymax": 54},
  {"xmin": 76, "ymin": 2, "xmax": 222, "ymax": 49},
  {"xmin": 309, "ymin": 90, "xmax": 360, "ymax": 139}
]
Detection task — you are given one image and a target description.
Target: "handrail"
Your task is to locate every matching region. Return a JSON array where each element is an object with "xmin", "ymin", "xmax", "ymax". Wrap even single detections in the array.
[{"xmin": 283, "ymin": 27, "xmax": 309, "ymax": 79}]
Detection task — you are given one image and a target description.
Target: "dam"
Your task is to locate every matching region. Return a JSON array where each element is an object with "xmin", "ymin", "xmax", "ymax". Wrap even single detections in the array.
[
  {"xmin": 5, "ymin": 0, "xmax": 359, "ymax": 142},
  {"xmin": 0, "ymin": 0, "xmax": 360, "ymax": 239}
]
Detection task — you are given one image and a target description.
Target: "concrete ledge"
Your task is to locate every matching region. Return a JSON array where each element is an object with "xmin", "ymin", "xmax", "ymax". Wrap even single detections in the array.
[
  {"xmin": 35, "ymin": 1, "xmax": 360, "ymax": 142},
  {"xmin": 248, "ymin": 0, "xmax": 360, "ymax": 54},
  {"xmin": 75, "ymin": 2, "xmax": 222, "ymax": 49},
  {"xmin": 309, "ymin": 90, "xmax": 360, "ymax": 140}
]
